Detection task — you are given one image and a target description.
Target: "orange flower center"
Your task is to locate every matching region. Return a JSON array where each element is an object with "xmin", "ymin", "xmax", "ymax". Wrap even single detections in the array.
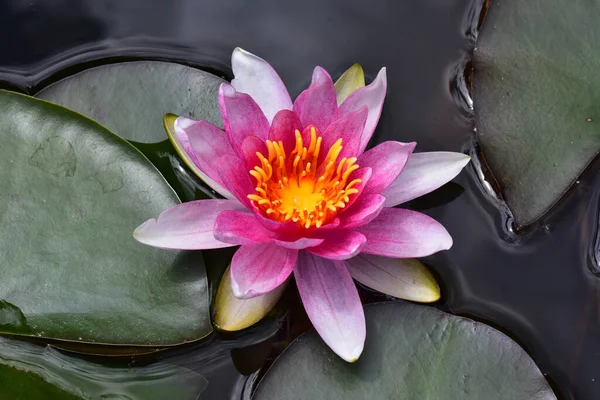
[{"xmin": 247, "ymin": 127, "xmax": 361, "ymax": 229}]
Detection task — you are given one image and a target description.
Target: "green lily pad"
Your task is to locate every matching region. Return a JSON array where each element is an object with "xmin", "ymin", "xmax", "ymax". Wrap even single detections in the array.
[
  {"xmin": 0, "ymin": 90, "xmax": 211, "ymax": 345},
  {"xmin": 0, "ymin": 364, "xmax": 82, "ymax": 400},
  {"xmin": 254, "ymin": 301, "xmax": 556, "ymax": 400},
  {"xmin": 0, "ymin": 337, "xmax": 207, "ymax": 399},
  {"xmin": 473, "ymin": 0, "xmax": 600, "ymax": 226},
  {"xmin": 36, "ymin": 61, "xmax": 225, "ymax": 143}
]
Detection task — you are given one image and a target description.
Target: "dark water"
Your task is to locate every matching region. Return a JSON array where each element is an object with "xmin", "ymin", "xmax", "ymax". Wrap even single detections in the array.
[{"xmin": 1, "ymin": 0, "xmax": 599, "ymax": 399}]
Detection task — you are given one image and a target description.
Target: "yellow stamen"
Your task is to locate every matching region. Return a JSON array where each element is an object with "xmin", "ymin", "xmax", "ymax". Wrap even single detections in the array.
[{"xmin": 247, "ymin": 126, "xmax": 361, "ymax": 229}]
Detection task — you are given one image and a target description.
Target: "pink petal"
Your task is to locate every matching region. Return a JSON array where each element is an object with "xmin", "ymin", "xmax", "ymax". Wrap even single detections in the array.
[
  {"xmin": 274, "ymin": 237, "xmax": 324, "ymax": 249},
  {"xmin": 214, "ymin": 210, "xmax": 273, "ymax": 245},
  {"xmin": 254, "ymin": 213, "xmax": 306, "ymax": 236},
  {"xmin": 251, "ymin": 216, "xmax": 333, "ymax": 245},
  {"xmin": 357, "ymin": 208, "xmax": 453, "ymax": 258},
  {"xmin": 173, "ymin": 116, "xmax": 235, "ymax": 198},
  {"xmin": 339, "ymin": 194, "xmax": 386, "ymax": 228},
  {"xmin": 357, "ymin": 140, "xmax": 416, "ymax": 194},
  {"xmin": 294, "ymin": 251, "xmax": 365, "ymax": 362},
  {"xmin": 231, "ymin": 48, "xmax": 293, "ymax": 123},
  {"xmin": 320, "ymin": 106, "xmax": 367, "ymax": 161},
  {"xmin": 307, "ymin": 230, "xmax": 366, "ymax": 260},
  {"xmin": 133, "ymin": 199, "xmax": 243, "ymax": 250},
  {"xmin": 273, "ymin": 217, "xmax": 342, "ymax": 239},
  {"xmin": 230, "ymin": 243, "xmax": 298, "ymax": 299},
  {"xmin": 339, "ymin": 68, "xmax": 387, "ymax": 153},
  {"xmin": 246, "ymin": 206, "xmax": 340, "ymax": 240},
  {"xmin": 216, "ymin": 154, "xmax": 255, "ymax": 208},
  {"xmin": 292, "ymin": 67, "xmax": 338, "ymax": 133},
  {"xmin": 268, "ymin": 109, "xmax": 303, "ymax": 153},
  {"xmin": 219, "ymin": 83, "xmax": 270, "ymax": 156},
  {"xmin": 383, "ymin": 151, "xmax": 471, "ymax": 207},
  {"xmin": 241, "ymin": 135, "xmax": 267, "ymax": 169}
]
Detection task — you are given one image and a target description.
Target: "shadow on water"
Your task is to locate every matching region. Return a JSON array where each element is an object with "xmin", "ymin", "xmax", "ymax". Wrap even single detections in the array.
[{"xmin": 1, "ymin": 0, "xmax": 599, "ymax": 399}]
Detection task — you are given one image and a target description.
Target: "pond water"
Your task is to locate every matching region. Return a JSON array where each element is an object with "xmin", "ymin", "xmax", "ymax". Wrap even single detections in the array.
[{"xmin": 0, "ymin": 0, "xmax": 598, "ymax": 399}]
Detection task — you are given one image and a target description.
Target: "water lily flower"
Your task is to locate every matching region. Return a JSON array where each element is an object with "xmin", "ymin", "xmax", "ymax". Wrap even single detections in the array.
[{"xmin": 134, "ymin": 48, "xmax": 470, "ymax": 362}]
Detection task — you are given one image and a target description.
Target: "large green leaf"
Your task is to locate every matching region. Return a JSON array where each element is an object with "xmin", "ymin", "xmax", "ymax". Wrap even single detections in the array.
[
  {"xmin": 36, "ymin": 61, "xmax": 225, "ymax": 143},
  {"xmin": 0, "ymin": 90, "xmax": 211, "ymax": 345},
  {"xmin": 473, "ymin": 0, "xmax": 600, "ymax": 226},
  {"xmin": 0, "ymin": 337, "xmax": 207, "ymax": 399},
  {"xmin": 254, "ymin": 302, "xmax": 556, "ymax": 400},
  {"xmin": 0, "ymin": 364, "xmax": 82, "ymax": 400}
]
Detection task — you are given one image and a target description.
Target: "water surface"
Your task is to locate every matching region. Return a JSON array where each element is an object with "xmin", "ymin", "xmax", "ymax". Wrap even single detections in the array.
[{"xmin": 1, "ymin": 0, "xmax": 598, "ymax": 399}]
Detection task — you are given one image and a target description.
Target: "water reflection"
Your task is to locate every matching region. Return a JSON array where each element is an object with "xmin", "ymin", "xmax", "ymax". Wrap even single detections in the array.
[
  {"xmin": 0, "ymin": 337, "xmax": 207, "ymax": 399},
  {"xmin": 0, "ymin": 0, "xmax": 105, "ymax": 67}
]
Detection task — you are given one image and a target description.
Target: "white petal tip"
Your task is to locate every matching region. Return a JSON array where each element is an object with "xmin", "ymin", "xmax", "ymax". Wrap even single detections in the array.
[
  {"xmin": 447, "ymin": 153, "xmax": 471, "ymax": 171},
  {"xmin": 232, "ymin": 47, "xmax": 263, "ymax": 65},
  {"xmin": 414, "ymin": 280, "xmax": 442, "ymax": 303},
  {"xmin": 340, "ymin": 343, "xmax": 364, "ymax": 363},
  {"xmin": 174, "ymin": 115, "xmax": 197, "ymax": 130},
  {"xmin": 442, "ymin": 235, "xmax": 454, "ymax": 251},
  {"xmin": 433, "ymin": 236, "xmax": 453, "ymax": 254},
  {"xmin": 231, "ymin": 278, "xmax": 263, "ymax": 300},
  {"xmin": 421, "ymin": 289, "xmax": 441, "ymax": 303},
  {"xmin": 230, "ymin": 278, "xmax": 245, "ymax": 299},
  {"xmin": 219, "ymin": 82, "xmax": 236, "ymax": 97},
  {"xmin": 233, "ymin": 47, "xmax": 250, "ymax": 56},
  {"xmin": 132, "ymin": 219, "xmax": 156, "ymax": 241}
]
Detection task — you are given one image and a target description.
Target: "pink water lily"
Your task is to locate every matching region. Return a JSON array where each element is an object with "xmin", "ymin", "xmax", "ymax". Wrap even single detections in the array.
[{"xmin": 134, "ymin": 48, "xmax": 470, "ymax": 362}]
